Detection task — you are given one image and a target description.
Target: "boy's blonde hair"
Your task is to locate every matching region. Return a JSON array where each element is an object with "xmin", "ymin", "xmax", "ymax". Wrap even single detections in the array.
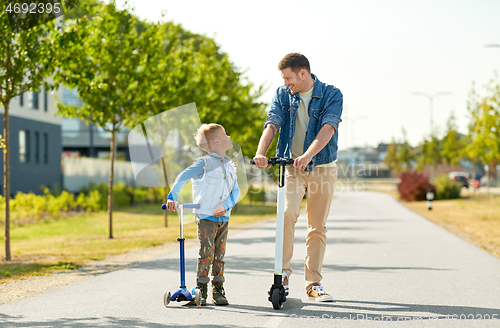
[{"xmin": 195, "ymin": 123, "xmax": 223, "ymax": 152}]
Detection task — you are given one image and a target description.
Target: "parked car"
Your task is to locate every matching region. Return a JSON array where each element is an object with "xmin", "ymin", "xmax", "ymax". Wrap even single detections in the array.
[{"xmin": 448, "ymin": 171, "xmax": 469, "ymax": 188}]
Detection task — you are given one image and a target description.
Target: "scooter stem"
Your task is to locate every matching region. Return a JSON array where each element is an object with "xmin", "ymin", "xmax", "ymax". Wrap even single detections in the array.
[{"xmin": 275, "ymin": 178, "xmax": 285, "ymax": 275}]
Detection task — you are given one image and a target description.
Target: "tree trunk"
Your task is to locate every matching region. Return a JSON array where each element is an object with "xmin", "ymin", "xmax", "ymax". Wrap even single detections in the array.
[
  {"xmin": 160, "ymin": 155, "xmax": 168, "ymax": 227},
  {"xmin": 3, "ymin": 102, "xmax": 11, "ymax": 261},
  {"xmin": 472, "ymin": 166, "xmax": 476, "ymax": 199},
  {"xmin": 163, "ymin": 187, "xmax": 168, "ymax": 227},
  {"xmin": 487, "ymin": 167, "xmax": 490, "ymax": 200},
  {"xmin": 108, "ymin": 130, "xmax": 116, "ymax": 239}
]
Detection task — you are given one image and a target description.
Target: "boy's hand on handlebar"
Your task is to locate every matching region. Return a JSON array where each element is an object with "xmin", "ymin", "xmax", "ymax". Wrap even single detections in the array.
[
  {"xmin": 213, "ymin": 204, "xmax": 226, "ymax": 217},
  {"xmin": 252, "ymin": 155, "xmax": 271, "ymax": 168},
  {"xmin": 166, "ymin": 200, "xmax": 178, "ymax": 211},
  {"xmin": 294, "ymin": 155, "xmax": 312, "ymax": 171}
]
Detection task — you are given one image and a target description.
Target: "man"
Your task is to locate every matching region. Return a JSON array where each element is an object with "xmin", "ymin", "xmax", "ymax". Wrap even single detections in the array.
[{"xmin": 253, "ymin": 53, "xmax": 342, "ymax": 302}]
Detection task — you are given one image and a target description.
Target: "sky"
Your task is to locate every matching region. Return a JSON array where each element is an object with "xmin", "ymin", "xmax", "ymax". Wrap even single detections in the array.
[{"xmin": 113, "ymin": 0, "xmax": 500, "ymax": 151}]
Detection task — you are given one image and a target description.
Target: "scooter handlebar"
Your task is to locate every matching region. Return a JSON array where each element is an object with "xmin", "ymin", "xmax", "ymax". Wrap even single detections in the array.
[
  {"xmin": 180, "ymin": 204, "xmax": 201, "ymax": 209},
  {"xmin": 161, "ymin": 203, "xmax": 200, "ymax": 210},
  {"xmin": 250, "ymin": 157, "xmax": 306, "ymax": 166}
]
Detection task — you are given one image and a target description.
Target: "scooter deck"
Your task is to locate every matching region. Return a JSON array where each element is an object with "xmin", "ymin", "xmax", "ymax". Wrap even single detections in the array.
[{"xmin": 170, "ymin": 288, "xmax": 194, "ymax": 302}]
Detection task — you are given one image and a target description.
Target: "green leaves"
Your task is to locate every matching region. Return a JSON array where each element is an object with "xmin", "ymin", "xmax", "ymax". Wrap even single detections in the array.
[
  {"xmin": 466, "ymin": 77, "xmax": 500, "ymax": 167},
  {"xmin": 0, "ymin": 7, "xmax": 58, "ymax": 103},
  {"xmin": 440, "ymin": 114, "xmax": 464, "ymax": 167},
  {"xmin": 52, "ymin": 1, "xmax": 149, "ymax": 131},
  {"xmin": 384, "ymin": 128, "xmax": 415, "ymax": 174}
]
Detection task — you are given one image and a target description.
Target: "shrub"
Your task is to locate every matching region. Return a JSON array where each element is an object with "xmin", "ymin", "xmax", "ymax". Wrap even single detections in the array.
[
  {"xmin": 433, "ymin": 174, "xmax": 462, "ymax": 200},
  {"xmin": 133, "ymin": 187, "xmax": 148, "ymax": 204},
  {"xmin": 83, "ymin": 190, "xmax": 103, "ymax": 212},
  {"xmin": 113, "ymin": 182, "xmax": 131, "ymax": 208},
  {"xmin": 0, "ymin": 182, "xmax": 172, "ymax": 227},
  {"xmin": 398, "ymin": 171, "xmax": 436, "ymax": 201},
  {"xmin": 248, "ymin": 186, "xmax": 265, "ymax": 204}
]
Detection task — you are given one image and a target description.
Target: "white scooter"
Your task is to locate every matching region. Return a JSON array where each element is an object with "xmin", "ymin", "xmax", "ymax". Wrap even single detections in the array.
[{"xmin": 251, "ymin": 157, "xmax": 294, "ymax": 310}]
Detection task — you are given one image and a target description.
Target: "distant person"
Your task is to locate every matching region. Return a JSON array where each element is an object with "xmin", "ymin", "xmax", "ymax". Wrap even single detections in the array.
[
  {"xmin": 166, "ymin": 123, "xmax": 240, "ymax": 306},
  {"xmin": 253, "ymin": 53, "xmax": 343, "ymax": 301}
]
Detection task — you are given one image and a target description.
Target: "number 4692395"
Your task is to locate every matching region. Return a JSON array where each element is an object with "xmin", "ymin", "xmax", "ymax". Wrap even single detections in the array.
[{"xmin": 6, "ymin": 2, "xmax": 62, "ymax": 14}]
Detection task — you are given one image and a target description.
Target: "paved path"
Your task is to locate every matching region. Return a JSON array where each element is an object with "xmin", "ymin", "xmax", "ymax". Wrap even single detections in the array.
[{"xmin": 1, "ymin": 191, "xmax": 500, "ymax": 327}]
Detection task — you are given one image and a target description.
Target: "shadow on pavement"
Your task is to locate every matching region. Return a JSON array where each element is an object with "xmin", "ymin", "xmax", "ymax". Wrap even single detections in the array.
[
  {"xmin": 225, "ymin": 235, "xmax": 379, "ymax": 246},
  {"xmin": 2, "ymin": 300, "xmax": 498, "ymax": 327},
  {"xmin": 136, "ymin": 255, "xmax": 451, "ymax": 275},
  {"xmin": 208, "ymin": 298, "xmax": 500, "ymax": 324},
  {"xmin": 0, "ymin": 313, "xmax": 243, "ymax": 328}
]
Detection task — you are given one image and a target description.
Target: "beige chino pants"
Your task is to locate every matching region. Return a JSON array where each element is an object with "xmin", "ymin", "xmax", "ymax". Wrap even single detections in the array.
[{"xmin": 282, "ymin": 164, "xmax": 337, "ymax": 292}]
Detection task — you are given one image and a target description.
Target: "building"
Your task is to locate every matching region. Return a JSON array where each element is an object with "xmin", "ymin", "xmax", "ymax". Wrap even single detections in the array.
[
  {"xmin": 0, "ymin": 86, "xmax": 62, "ymax": 195},
  {"xmin": 61, "ymin": 86, "xmax": 130, "ymax": 160},
  {"xmin": 336, "ymin": 143, "xmax": 392, "ymax": 179}
]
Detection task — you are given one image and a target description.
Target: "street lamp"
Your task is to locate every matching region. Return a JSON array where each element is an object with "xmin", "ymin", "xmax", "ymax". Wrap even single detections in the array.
[{"xmin": 411, "ymin": 92, "xmax": 451, "ymax": 134}]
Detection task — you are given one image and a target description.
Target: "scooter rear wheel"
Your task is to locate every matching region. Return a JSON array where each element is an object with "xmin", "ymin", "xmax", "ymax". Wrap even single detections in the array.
[
  {"xmin": 164, "ymin": 290, "xmax": 171, "ymax": 307},
  {"xmin": 271, "ymin": 288, "xmax": 281, "ymax": 310}
]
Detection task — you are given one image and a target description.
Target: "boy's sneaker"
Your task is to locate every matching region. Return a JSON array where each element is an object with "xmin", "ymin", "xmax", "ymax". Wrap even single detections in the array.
[
  {"xmin": 306, "ymin": 285, "xmax": 333, "ymax": 302},
  {"xmin": 282, "ymin": 272, "xmax": 289, "ymax": 296}
]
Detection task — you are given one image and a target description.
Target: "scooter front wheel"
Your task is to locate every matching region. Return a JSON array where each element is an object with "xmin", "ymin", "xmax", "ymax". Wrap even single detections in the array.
[
  {"xmin": 164, "ymin": 290, "xmax": 171, "ymax": 307},
  {"xmin": 271, "ymin": 288, "xmax": 282, "ymax": 310},
  {"xmin": 194, "ymin": 288, "xmax": 202, "ymax": 307}
]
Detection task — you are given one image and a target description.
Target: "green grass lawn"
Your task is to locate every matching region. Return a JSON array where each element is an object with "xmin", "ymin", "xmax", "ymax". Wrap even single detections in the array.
[{"xmin": 1, "ymin": 202, "xmax": 277, "ymax": 283}]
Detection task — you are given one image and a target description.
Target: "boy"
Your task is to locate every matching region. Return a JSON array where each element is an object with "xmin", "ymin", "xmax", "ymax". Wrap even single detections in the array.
[{"xmin": 166, "ymin": 123, "xmax": 239, "ymax": 306}]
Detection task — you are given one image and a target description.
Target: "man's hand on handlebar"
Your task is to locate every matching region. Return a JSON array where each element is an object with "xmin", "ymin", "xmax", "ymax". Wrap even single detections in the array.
[{"xmin": 252, "ymin": 155, "xmax": 271, "ymax": 168}]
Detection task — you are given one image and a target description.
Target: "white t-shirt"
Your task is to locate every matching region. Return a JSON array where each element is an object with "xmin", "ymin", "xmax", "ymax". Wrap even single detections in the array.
[{"xmin": 292, "ymin": 86, "xmax": 313, "ymax": 158}]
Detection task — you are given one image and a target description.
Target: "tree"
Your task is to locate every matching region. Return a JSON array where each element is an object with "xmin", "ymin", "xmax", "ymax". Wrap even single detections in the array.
[
  {"xmin": 0, "ymin": 6, "xmax": 60, "ymax": 260},
  {"xmin": 417, "ymin": 132, "xmax": 442, "ymax": 179},
  {"xmin": 398, "ymin": 128, "xmax": 415, "ymax": 171},
  {"xmin": 52, "ymin": 1, "xmax": 156, "ymax": 238},
  {"xmin": 469, "ymin": 77, "xmax": 500, "ymax": 198},
  {"xmin": 465, "ymin": 84, "xmax": 485, "ymax": 198},
  {"xmin": 441, "ymin": 113, "xmax": 465, "ymax": 167},
  {"xmin": 384, "ymin": 138, "xmax": 401, "ymax": 175},
  {"xmin": 145, "ymin": 22, "xmax": 267, "ymax": 157},
  {"xmin": 384, "ymin": 128, "xmax": 414, "ymax": 175},
  {"xmin": 53, "ymin": 1, "xmax": 267, "ymax": 235}
]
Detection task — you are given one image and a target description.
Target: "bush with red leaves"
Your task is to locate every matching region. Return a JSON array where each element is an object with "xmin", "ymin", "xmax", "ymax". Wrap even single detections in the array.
[{"xmin": 397, "ymin": 171, "xmax": 436, "ymax": 201}]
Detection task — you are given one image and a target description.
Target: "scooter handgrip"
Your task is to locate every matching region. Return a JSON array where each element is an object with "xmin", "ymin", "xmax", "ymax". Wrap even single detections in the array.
[
  {"xmin": 182, "ymin": 204, "xmax": 200, "ymax": 209},
  {"xmin": 161, "ymin": 204, "xmax": 167, "ymax": 210},
  {"xmin": 250, "ymin": 160, "xmax": 255, "ymax": 165}
]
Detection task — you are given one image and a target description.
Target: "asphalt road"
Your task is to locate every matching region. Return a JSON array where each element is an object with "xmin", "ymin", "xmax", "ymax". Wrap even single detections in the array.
[{"xmin": 1, "ymin": 191, "xmax": 500, "ymax": 327}]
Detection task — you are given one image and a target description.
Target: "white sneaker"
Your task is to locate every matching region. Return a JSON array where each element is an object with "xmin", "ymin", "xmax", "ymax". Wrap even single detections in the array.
[
  {"xmin": 307, "ymin": 285, "xmax": 333, "ymax": 302},
  {"xmin": 282, "ymin": 272, "xmax": 289, "ymax": 296}
]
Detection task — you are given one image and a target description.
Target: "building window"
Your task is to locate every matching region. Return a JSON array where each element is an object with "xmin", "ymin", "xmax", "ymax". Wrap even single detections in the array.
[
  {"xmin": 32, "ymin": 91, "xmax": 39, "ymax": 109},
  {"xmin": 19, "ymin": 130, "xmax": 30, "ymax": 163},
  {"xmin": 43, "ymin": 133, "xmax": 48, "ymax": 164},
  {"xmin": 27, "ymin": 92, "xmax": 39, "ymax": 109},
  {"xmin": 35, "ymin": 132, "xmax": 40, "ymax": 164},
  {"xmin": 44, "ymin": 90, "xmax": 48, "ymax": 112},
  {"xmin": 20, "ymin": 94, "xmax": 24, "ymax": 107},
  {"xmin": 62, "ymin": 85, "xmax": 84, "ymax": 107}
]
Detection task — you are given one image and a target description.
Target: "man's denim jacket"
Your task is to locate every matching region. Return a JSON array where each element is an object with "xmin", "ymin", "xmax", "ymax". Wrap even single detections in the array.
[{"xmin": 264, "ymin": 74, "xmax": 343, "ymax": 172}]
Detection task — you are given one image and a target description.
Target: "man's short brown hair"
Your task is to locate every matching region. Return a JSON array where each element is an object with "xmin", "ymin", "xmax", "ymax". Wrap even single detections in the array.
[{"xmin": 278, "ymin": 53, "xmax": 310, "ymax": 73}]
